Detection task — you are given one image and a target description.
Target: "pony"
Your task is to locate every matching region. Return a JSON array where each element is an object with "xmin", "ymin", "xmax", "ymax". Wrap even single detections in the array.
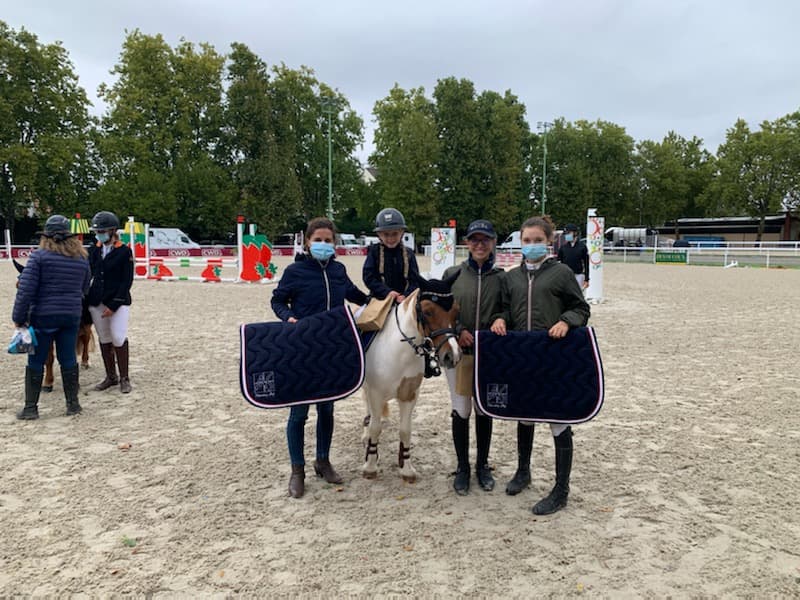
[
  {"xmin": 361, "ymin": 272, "xmax": 462, "ymax": 482},
  {"xmin": 13, "ymin": 259, "xmax": 95, "ymax": 391}
]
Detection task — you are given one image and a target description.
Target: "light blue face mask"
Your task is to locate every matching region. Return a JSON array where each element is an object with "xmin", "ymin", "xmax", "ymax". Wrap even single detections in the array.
[
  {"xmin": 564, "ymin": 233, "xmax": 574, "ymax": 242},
  {"xmin": 96, "ymin": 232, "xmax": 110, "ymax": 244},
  {"xmin": 310, "ymin": 241, "xmax": 335, "ymax": 261},
  {"xmin": 521, "ymin": 243, "xmax": 548, "ymax": 261}
]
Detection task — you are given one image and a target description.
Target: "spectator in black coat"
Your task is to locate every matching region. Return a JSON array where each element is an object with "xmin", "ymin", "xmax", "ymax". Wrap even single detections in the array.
[{"xmin": 557, "ymin": 223, "xmax": 590, "ymax": 289}]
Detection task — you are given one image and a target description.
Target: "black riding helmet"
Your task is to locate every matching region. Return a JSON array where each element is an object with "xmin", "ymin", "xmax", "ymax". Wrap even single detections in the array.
[
  {"xmin": 37, "ymin": 215, "xmax": 74, "ymax": 241},
  {"xmin": 91, "ymin": 211, "xmax": 120, "ymax": 231},
  {"xmin": 374, "ymin": 208, "xmax": 406, "ymax": 232}
]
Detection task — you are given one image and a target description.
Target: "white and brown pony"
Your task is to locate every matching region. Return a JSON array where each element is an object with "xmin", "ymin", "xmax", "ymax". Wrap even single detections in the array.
[{"xmin": 361, "ymin": 272, "xmax": 462, "ymax": 482}]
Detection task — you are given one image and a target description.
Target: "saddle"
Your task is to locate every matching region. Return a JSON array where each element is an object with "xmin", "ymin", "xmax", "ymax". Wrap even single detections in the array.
[
  {"xmin": 473, "ymin": 327, "xmax": 604, "ymax": 423},
  {"xmin": 240, "ymin": 306, "xmax": 365, "ymax": 409}
]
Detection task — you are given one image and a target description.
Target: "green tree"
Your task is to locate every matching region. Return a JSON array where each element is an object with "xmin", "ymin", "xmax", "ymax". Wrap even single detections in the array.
[
  {"xmin": 221, "ymin": 44, "xmax": 300, "ymax": 236},
  {"xmin": 706, "ymin": 115, "xmax": 800, "ymax": 239},
  {"xmin": 0, "ymin": 21, "xmax": 92, "ymax": 233},
  {"xmin": 475, "ymin": 90, "xmax": 531, "ymax": 234},
  {"xmin": 269, "ymin": 64, "xmax": 364, "ymax": 225},
  {"xmin": 370, "ymin": 85, "xmax": 440, "ymax": 235},
  {"xmin": 95, "ymin": 31, "xmax": 234, "ymax": 237},
  {"xmin": 433, "ymin": 77, "xmax": 485, "ymax": 232},
  {"xmin": 539, "ymin": 119, "xmax": 636, "ymax": 227}
]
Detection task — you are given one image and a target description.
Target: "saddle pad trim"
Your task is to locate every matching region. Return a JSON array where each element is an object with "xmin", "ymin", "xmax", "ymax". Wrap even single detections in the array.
[
  {"xmin": 473, "ymin": 326, "xmax": 604, "ymax": 424},
  {"xmin": 239, "ymin": 306, "xmax": 366, "ymax": 409}
]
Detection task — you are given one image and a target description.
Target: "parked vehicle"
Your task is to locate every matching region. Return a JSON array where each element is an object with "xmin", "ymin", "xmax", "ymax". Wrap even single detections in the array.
[
  {"xmin": 336, "ymin": 233, "xmax": 360, "ymax": 248},
  {"xmin": 140, "ymin": 228, "xmax": 200, "ymax": 249},
  {"xmin": 498, "ymin": 231, "xmax": 521, "ymax": 250}
]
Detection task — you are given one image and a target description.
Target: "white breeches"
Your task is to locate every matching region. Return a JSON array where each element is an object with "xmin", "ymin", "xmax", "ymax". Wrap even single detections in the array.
[
  {"xmin": 445, "ymin": 366, "xmax": 472, "ymax": 419},
  {"xmin": 89, "ymin": 304, "xmax": 130, "ymax": 347}
]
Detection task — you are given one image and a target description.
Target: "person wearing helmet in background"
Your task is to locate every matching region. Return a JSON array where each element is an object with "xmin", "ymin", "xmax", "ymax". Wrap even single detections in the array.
[
  {"xmin": 87, "ymin": 211, "xmax": 134, "ymax": 394},
  {"xmin": 12, "ymin": 215, "xmax": 91, "ymax": 420},
  {"xmin": 557, "ymin": 223, "xmax": 590, "ymax": 289},
  {"xmin": 362, "ymin": 208, "xmax": 420, "ymax": 303}
]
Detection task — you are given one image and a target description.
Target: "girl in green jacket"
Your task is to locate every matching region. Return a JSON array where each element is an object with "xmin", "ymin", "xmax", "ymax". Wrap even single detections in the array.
[{"xmin": 495, "ymin": 216, "xmax": 590, "ymax": 514}]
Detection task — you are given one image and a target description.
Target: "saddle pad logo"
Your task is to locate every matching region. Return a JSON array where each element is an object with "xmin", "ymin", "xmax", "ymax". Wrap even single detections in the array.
[
  {"xmin": 486, "ymin": 383, "xmax": 508, "ymax": 408},
  {"xmin": 253, "ymin": 371, "xmax": 276, "ymax": 398}
]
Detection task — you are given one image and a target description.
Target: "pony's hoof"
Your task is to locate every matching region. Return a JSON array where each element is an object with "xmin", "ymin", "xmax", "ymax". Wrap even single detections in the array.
[
  {"xmin": 401, "ymin": 474, "xmax": 417, "ymax": 483},
  {"xmin": 362, "ymin": 470, "xmax": 378, "ymax": 480},
  {"xmin": 41, "ymin": 385, "xmax": 53, "ymax": 393}
]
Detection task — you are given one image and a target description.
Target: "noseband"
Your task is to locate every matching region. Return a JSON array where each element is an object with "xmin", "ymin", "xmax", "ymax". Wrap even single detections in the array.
[{"xmin": 395, "ymin": 292, "xmax": 458, "ymax": 378}]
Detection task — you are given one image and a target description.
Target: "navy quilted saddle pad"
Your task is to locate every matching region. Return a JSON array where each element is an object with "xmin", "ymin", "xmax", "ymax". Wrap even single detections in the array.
[
  {"xmin": 240, "ymin": 306, "xmax": 365, "ymax": 409},
  {"xmin": 474, "ymin": 327, "xmax": 604, "ymax": 423}
]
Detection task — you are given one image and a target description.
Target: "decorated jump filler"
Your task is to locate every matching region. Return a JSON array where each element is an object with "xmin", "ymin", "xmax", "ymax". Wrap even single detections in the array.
[{"xmin": 119, "ymin": 215, "xmax": 278, "ymax": 283}]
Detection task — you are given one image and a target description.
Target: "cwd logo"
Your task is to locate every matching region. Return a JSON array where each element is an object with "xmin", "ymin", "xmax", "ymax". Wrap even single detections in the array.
[
  {"xmin": 168, "ymin": 249, "xmax": 190, "ymax": 257},
  {"xmin": 201, "ymin": 248, "xmax": 222, "ymax": 257}
]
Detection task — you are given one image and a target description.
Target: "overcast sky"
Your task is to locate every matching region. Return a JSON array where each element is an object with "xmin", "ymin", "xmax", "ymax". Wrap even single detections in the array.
[{"xmin": 5, "ymin": 0, "xmax": 800, "ymax": 163}]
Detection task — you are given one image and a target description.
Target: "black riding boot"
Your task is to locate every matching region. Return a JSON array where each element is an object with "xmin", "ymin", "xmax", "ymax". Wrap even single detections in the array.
[
  {"xmin": 17, "ymin": 367, "xmax": 43, "ymax": 420},
  {"xmin": 506, "ymin": 422, "xmax": 534, "ymax": 495},
  {"xmin": 95, "ymin": 343, "xmax": 118, "ymax": 391},
  {"xmin": 115, "ymin": 340, "xmax": 131, "ymax": 393},
  {"xmin": 62, "ymin": 365, "xmax": 82, "ymax": 416},
  {"xmin": 533, "ymin": 427, "xmax": 573, "ymax": 515},
  {"xmin": 475, "ymin": 413, "xmax": 494, "ymax": 491},
  {"xmin": 451, "ymin": 411, "xmax": 470, "ymax": 495}
]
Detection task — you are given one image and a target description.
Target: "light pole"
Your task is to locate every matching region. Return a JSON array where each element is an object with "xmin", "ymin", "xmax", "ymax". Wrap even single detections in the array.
[
  {"xmin": 537, "ymin": 121, "xmax": 553, "ymax": 216},
  {"xmin": 321, "ymin": 96, "xmax": 337, "ymax": 220}
]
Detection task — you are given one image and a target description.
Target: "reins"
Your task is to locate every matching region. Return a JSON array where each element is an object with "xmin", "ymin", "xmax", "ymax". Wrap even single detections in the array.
[{"xmin": 393, "ymin": 296, "xmax": 458, "ymax": 378}]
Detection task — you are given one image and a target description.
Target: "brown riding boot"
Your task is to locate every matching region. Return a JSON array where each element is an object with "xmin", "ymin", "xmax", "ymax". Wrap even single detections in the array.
[
  {"xmin": 313, "ymin": 458, "xmax": 344, "ymax": 484},
  {"xmin": 115, "ymin": 340, "xmax": 132, "ymax": 393},
  {"xmin": 288, "ymin": 465, "xmax": 305, "ymax": 498},
  {"xmin": 95, "ymin": 343, "xmax": 118, "ymax": 391}
]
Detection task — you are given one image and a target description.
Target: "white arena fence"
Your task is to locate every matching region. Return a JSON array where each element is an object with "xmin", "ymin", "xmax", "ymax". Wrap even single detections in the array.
[{"xmin": 421, "ymin": 243, "xmax": 800, "ymax": 270}]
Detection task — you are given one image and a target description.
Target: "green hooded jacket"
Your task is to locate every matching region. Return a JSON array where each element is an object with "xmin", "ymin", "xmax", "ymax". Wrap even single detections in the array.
[
  {"xmin": 501, "ymin": 257, "xmax": 590, "ymax": 331},
  {"xmin": 443, "ymin": 258, "xmax": 506, "ymax": 333}
]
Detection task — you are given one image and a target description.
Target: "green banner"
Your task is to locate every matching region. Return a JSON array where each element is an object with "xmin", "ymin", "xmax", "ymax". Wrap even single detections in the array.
[{"xmin": 655, "ymin": 250, "xmax": 687, "ymax": 264}]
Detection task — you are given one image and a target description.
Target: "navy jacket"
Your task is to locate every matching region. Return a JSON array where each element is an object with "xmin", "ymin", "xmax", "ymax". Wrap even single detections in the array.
[
  {"xmin": 12, "ymin": 249, "xmax": 90, "ymax": 325},
  {"xmin": 272, "ymin": 254, "xmax": 368, "ymax": 321},
  {"xmin": 362, "ymin": 243, "xmax": 419, "ymax": 299},
  {"xmin": 87, "ymin": 241, "xmax": 134, "ymax": 311}
]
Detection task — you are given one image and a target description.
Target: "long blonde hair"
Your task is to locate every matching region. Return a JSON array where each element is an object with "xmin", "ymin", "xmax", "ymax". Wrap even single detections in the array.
[{"xmin": 39, "ymin": 236, "xmax": 88, "ymax": 259}]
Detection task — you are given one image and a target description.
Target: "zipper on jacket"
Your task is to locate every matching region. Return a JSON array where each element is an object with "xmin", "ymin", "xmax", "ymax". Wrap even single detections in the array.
[
  {"xmin": 526, "ymin": 270, "xmax": 534, "ymax": 331},
  {"xmin": 322, "ymin": 265, "xmax": 331, "ymax": 310},
  {"xmin": 475, "ymin": 265, "xmax": 483, "ymax": 330}
]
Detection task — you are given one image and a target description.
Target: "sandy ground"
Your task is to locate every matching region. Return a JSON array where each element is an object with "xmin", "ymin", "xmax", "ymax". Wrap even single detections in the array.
[{"xmin": 1, "ymin": 256, "xmax": 799, "ymax": 597}]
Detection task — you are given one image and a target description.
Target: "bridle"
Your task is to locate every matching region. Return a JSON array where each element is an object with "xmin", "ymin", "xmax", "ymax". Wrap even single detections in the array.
[{"xmin": 394, "ymin": 292, "xmax": 458, "ymax": 378}]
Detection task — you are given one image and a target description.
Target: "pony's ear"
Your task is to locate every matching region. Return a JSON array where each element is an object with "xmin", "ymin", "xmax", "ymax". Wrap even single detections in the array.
[
  {"xmin": 442, "ymin": 270, "xmax": 460, "ymax": 289},
  {"xmin": 411, "ymin": 271, "xmax": 427, "ymax": 289},
  {"xmin": 12, "ymin": 259, "xmax": 24, "ymax": 274}
]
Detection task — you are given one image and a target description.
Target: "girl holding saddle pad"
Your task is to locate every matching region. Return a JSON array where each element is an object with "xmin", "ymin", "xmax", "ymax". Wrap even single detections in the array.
[
  {"xmin": 494, "ymin": 216, "xmax": 591, "ymax": 515},
  {"xmin": 443, "ymin": 219, "xmax": 507, "ymax": 495},
  {"xmin": 271, "ymin": 217, "xmax": 368, "ymax": 498}
]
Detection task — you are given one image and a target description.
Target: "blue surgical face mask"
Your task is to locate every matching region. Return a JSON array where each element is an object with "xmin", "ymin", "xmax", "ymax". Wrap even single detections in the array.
[
  {"xmin": 564, "ymin": 233, "xmax": 574, "ymax": 242},
  {"xmin": 521, "ymin": 243, "xmax": 548, "ymax": 262},
  {"xmin": 309, "ymin": 241, "xmax": 335, "ymax": 261},
  {"xmin": 96, "ymin": 232, "xmax": 110, "ymax": 244}
]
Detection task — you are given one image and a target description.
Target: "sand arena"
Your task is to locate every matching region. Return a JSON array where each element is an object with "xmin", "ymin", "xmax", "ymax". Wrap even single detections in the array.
[{"xmin": 1, "ymin": 257, "xmax": 798, "ymax": 596}]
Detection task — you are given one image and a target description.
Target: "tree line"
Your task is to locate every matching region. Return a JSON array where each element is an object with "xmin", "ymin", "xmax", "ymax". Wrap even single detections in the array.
[{"xmin": 2, "ymin": 22, "xmax": 799, "ymax": 243}]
